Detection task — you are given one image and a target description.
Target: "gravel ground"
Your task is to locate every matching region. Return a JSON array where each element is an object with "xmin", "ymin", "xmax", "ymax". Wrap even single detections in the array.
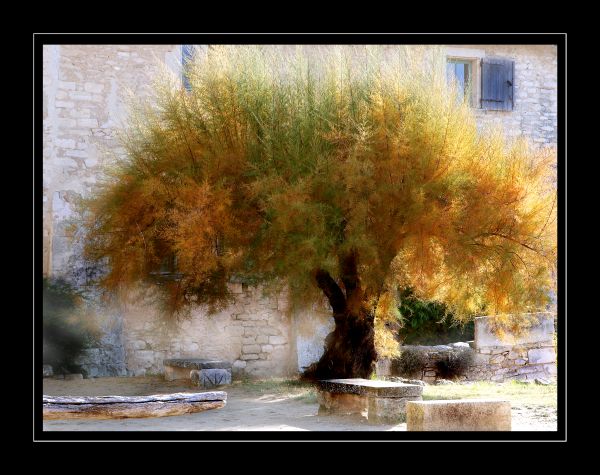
[{"xmin": 42, "ymin": 377, "xmax": 557, "ymax": 432}]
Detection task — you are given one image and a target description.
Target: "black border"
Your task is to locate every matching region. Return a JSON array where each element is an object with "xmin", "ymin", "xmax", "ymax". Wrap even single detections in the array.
[{"xmin": 34, "ymin": 33, "xmax": 566, "ymax": 442}]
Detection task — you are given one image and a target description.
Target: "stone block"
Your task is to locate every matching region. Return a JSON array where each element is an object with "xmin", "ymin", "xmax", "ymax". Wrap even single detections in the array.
[
  {"xmin": 407, "ymin": 399, "xmax": 511, "ymax": 431},
  {"xmin": 317, "ymin": 390, "xmax": 367, "ymax": 418},
  {"xmin": 242, "ymin": 344, "xmax": 261, "ymax": 354},
  {"xmin": 43, "ymin": 364, "xmax": 53, "ymax": 377},
  {"xmin": 269, "ymin": 335, "xmax": 287, "ymax": 345},
  {"xmin": 367, "ymin": 396, "xmax": 422, "ymax": 424},
  {"xmin": 528, "ymin": 348, "xmax": 555, "ymax": 364},
  {"xmin": 190, "ymin": 368, "xmax": 232, "ymax": 388}
]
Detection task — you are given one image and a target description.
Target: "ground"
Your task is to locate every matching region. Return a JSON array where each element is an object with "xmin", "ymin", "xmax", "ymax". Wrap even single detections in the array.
[{"xmin": 42, "ymin": 377, "xmax": 557, "ymax": 432}]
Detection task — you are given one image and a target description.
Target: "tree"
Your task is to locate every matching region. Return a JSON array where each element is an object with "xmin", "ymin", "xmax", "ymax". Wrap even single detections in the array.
[{"xmin": 80, "ymin": 46, "xmax": 557, "ymax": 380}]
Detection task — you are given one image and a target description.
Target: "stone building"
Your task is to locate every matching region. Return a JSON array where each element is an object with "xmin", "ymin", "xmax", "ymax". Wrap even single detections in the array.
[{"xmin": 42, "ymin": 44, "xmax": 558, "ymax": 379}]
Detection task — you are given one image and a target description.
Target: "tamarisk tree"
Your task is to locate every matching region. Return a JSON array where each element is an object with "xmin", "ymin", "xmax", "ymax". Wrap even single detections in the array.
[{"xmin": 81, "ymin": 46, "xmax": 557, "ymax": 379}]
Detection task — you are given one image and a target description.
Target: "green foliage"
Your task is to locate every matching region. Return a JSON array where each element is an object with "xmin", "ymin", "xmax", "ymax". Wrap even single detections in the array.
[
  {"xmin": 392, "ymin": 348, "xmax": 428, "ymax": 377},
  {"xmin": 43, "ymin": 277, "xmax": 97, "ymax": 373},
  {"xmin": 398, "ymin": 287, "xmax": 474, "ymax": 345},
  {"xmin": 434, "ymin": 350, "xmax": 474, "ymax": 379}
]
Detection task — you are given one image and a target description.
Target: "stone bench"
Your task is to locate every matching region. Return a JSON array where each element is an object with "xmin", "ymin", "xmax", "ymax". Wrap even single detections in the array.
[
  {"xmin": 406, "ymin": 399, "xmax": 511, "ymax": 431},
  {"xmin": 163, "ymin": 359, "xmax": 232, "ymax": 388},
  {"xmin": 43, "ymin": 392, "xmax": 227, "ymax": 420},
  {"xmin": 317, "ymin": 378, "xmax": 423, "ymax": 424}
]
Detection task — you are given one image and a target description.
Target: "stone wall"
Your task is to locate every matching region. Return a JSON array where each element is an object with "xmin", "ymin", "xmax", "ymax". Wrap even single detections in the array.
[
  {"xmin": 380, "ymin": 313, "xmax": 557, "ymax": 383},
  {"xmin": 42, "ymin": 44, "xmax": 557, "ymax": 379},
  {"xmin": 119, "ymin": 284, "xmax": 297, "ymax": 379}
]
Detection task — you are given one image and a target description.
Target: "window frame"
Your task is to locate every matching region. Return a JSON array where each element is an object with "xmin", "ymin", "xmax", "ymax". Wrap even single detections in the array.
[{"xmin": 445, "ymin": 47, "xmax": 486, "ymax": 109}]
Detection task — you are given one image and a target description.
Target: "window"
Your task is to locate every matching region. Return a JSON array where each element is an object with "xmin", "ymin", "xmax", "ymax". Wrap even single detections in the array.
[{"xmin": 447, "ymin": 59, "xmax": 474, "ymax": 105}]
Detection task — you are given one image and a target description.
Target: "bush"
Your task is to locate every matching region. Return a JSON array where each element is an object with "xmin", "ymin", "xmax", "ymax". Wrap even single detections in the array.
[
  {"xmin": 43, "ymin": 277, "xmax": 97, "ymax": 373},
  {"xmin": 398, "ymin": 288, "xmax": 474, "ymax": 345},
  {"xmin": 392, "ymin": 348, "xmax": 428, "ymax": 377},
  {"xmin": 434, "ymin": 350, "xmax": 474, "ymax": 379}
]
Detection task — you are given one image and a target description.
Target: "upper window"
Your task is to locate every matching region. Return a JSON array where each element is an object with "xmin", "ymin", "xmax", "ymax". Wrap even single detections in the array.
[
  {"xmin": 447, "ymin": 59, "xmax": 473, "ymax": 105},
  {"xmin": 446, "ymin": 55, "xmax": 515, "ymax": 111}
]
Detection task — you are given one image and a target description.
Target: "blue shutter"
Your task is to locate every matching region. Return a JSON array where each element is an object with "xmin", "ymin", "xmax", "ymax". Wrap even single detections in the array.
[
  {"xmin": 481, "ymin": 58, "xmax": 514, "ymax": 111},
  {"xmin": 182, "ymin": 45, "xmax": 195, "ymax": 91}
]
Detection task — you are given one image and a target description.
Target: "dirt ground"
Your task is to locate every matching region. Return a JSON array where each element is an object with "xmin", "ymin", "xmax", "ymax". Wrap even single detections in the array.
[{"xmin": 42, "ymin": 377, "xmax": 557, "ymax": 432}]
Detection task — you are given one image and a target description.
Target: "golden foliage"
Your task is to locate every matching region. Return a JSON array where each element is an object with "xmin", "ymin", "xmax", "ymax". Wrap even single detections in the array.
[{"xmin": 79, "ymin": 45, "xmax": 557, "ymax": 332}]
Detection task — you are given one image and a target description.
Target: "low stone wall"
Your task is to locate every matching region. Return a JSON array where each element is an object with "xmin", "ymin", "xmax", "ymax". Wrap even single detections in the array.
[{"xmin": 380, "ymin": 313, "xmax": 556, "ymax": 383}]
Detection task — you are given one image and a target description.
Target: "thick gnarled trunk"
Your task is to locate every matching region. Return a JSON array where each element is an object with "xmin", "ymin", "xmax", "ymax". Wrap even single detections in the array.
[{"xmin": 303, "ymin": 253, "xmax": 377, "ymax": 380}]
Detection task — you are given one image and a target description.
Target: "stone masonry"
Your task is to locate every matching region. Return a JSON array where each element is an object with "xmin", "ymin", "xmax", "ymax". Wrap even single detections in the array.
[{"xmin": 380, "ymin": 313, "xmax": 557, "ymax": 383}]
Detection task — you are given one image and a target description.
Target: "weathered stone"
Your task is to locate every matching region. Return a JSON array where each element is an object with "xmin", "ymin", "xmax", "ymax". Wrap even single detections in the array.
[
  {"xmin": 255, "ymin": 335, "xmax": 269, "ymax": 344},
  {"xmin": 190, "ymin": 369, "xmax": 232, "ymax": 388},
  {"xmin": 489, "ymin": 354, "xmax": 505, "ymax": 364},
  {"xmin": 534, "ymin": 378, "xmax": 552, "ymax": 385},
  {"xmin": 43, "ymin": 392, "xmax": 227, "ymax": 420},
  {"xmin": 528, "ymin": 348, "xmax": 555, "ymax": 364},
  {"xmin": 163, "ymin": 359, "xmax": 231, "ymax": 381},
  {"xmin": 434, "ymin": 379, "xmax": 455, "ymax": 385},
  {"xmin": 232, "ymin": 360, "xmax": 247, "ymax": 369},
  {"xmin": 269, "ymin": 335, "xmax": 287, "ymax": 345},
  {"xmin": 43, "ymin": 364, "xmax": 53, "ymax": 377},
  {"xmin": 242, "ymin": 344, "xmax": 261, "ymax": 354},
  {"xmin": 450, "ymin": 342, "xmax": 470, "ymax": 349},
  {"xmin": 407, "ymin": 399, "xmax": 511, "ymax": 431},
  {"xmin": 317, "ymin": 391, "xmax": 367, "ymax": 418},
  {"xmin": 367, "ymin": 396, "xmax": 421, "ymax": 424}
]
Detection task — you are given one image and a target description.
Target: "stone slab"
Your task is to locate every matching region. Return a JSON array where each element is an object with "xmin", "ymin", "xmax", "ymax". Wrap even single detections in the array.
[
  {"xmin": 406, "ymin": 399, "xmax": 511, "ymax": 431},
  {"xmin": 317, "ymin": 378, "xmax": 423, "ymax": 398},
  {"xmin": 43, "ymin": 392, "xmax": 227, "ymax": 420},
  {"xmin": 474, "ymin": 313, "xmax": 555, "ymax": 348},
  {"xmin": 191, "ymin": 368, "xmax": 232, "ymax": 388}
]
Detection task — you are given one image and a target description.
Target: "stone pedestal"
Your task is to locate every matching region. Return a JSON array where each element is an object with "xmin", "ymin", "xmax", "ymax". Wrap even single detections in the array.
[
  {"xmin": 367, "ymin": 396, "xmax": 422, "ymax": 424},
  {"xmin": 317, "ymin": 378, "xmax": 423, "ymax": 424},
  {"xmin": 316, "ymin": 391, "xmax": 368, "ymax": 418},
  {"xmin": 407, "ymin": 399, "xmax": 511, "ymax": 431}
]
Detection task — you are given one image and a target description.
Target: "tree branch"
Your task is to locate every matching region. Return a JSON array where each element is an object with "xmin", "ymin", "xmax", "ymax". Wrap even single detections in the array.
[
  {"xmin": 339, "ymin": 250, "xmax": 359, "ymax": 300},
  {"xmin": 314, "ymin": 269, "xmax": 346, "ymax": 314}
]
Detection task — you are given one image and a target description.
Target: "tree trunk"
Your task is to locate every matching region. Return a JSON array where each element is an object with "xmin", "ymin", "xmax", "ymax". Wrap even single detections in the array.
[{"xmin": 303, "ymin": 253, "xmax": 377, "ymax": 380}]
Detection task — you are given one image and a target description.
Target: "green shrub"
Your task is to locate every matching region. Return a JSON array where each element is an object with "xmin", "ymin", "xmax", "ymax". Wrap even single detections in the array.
[
  {"xmin": 43, "ymin": 277, "xmax": 97, "ymax": 373},
  {"xmin": 392, "ymin": 348, "xmax": 428, "ymax": 377},
  {"xmin": 398, "ymin": 288, "xmax": 474, "ymax": 345},
  {"xmin": 434, "ymin": 350, "xmax": 474, "ymax": 379}
]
